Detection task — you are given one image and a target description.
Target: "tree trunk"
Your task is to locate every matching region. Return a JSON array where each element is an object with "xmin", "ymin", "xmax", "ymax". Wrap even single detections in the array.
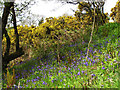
[
  {"xmin": 2, "ymin": 48, "xmax": 24, "ymax": 71},
  {"xmin": 2, "ymin": 2, "xmax": 24, "ymax": 72},
  {"xmin": 96, "ymin": 8, "xmax": 99, "ymax": 33},
  {"xmin": 11, "ymin": 3, "xmax": 20, "ymax": 51},
  {"xmin": 86, "ymin": 5, "xmax": 96, "ymax": 59},
  {"xmin": 2, "ymin": 2, "xmax": 13, "ymax": 56}
]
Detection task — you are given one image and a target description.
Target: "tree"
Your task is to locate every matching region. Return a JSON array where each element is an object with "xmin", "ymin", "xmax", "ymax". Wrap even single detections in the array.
[
  {"xmin": 2, "ymin": 2, "xmax": 25, "ymax": 72},
  {"xmin": 2, "ymin": 0, "xmax": 38, "ymax": 72},
  {"xmin": 0, "ymin": 15, "xmax": 2, "ymax": 79},
  {"xmin": 59, "ymin": 0, "xmax": 109, "ymax": 43},
  {"xmin": 2, "ymin": 2, "xmax": 13, "ymax": 56},
  {"xmin": 11, "ymin": 2, "xmax": 19, "ymax": 51},
  {"xmin": 2, "ymin": 0, "xmax": 37, "ymax": 71},
  {"xmin": 86, "ymin": 2, "xmax": 96, "ymax": 59},
  {"xmin": 14, "ymin": 0, "xmax": 36, "ymax": 26},
  {"xmin": 110, "ymin": 0, "xmax": 120, "ymax": 23},
  {"xmin": 74, "ymin": 1, "xmax": 109, "ymax": 31},
  {"xmin": 1, "ymin": 0, "xmax": 36, "ymax": 27}
]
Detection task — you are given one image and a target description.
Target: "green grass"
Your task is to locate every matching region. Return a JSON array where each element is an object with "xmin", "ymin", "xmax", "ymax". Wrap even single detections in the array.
[{"xmin": 2, "ymin": 22, "xmax": 120, "ymax": 88}]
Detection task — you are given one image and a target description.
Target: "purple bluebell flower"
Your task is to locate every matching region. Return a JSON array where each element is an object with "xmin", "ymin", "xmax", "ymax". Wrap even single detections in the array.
[
  {"xmin": 58, "ymin": 70, "xmax": 61, "ymax": 73},
  {"xmin": 15, "ymin": 86, "xmax": 18, "ymax": 88},
  {"xmin": 82, "ymin": 41, "xmax": 85, "ymax": 44},
  {"xmin": 90, "ymin": 63, "xmax": 91, "ymax": 66},
  {"xmin": 91, "ymin": 74, "xmax": 95, "ymax": 76},
  {"xmin": 99, "ymin": 43, "xmax": 102, "ymax": 45},
  {"xmin": 38, "ymin": 68, "xmax": 41, "ymax": 71},
  {"xmin": 43, "ymin": 81, "xmax": 45, "ymax": 84},
  {"xmin": 34, "ymin": 79, "xmax": 37, "ymax": 81},
  {"xmin": 16, "ymin": 76, "xmax": 19, "ymax": 79},
  {"xmin": 93, "ymin": 44, "xmax": 98, "ymax": 47},
  {"xmin": 32, "ymin": 79, "xmax": 34, "ymax": 82},
  {"xmin": 62, "ymin": 56, "xmax": 65, "ymax": 58},
  {"xmin": 92, "ymin": 60, "xmax": 95, "ymax": 64},
  {"xmin": 85, "ymin": 62, "xmax": 88, "ymax": 66},
  {"xmin": 37, "ymin": 76, "xmax": 40, "ymax": 79},
  {"xmin": 81, "ymin": 51, "xmax": 83, "ymax": 54},
  {"xmin": 77, "ymin": 72, "xmax": 80, "ymax": 75},
  {"xmin": 108, "ymin": 55, "xmax": 111, "ymax": 58},
  {"xmin": 105, "ymin": 58, "xmax": 107, "ymax": 61},
  {"xmin": 26, "ymin": 80, "xmax": 29, "ymax": 83},
  {"xmin": 89, "ymin": 49, "xmax": 92, "ymax": 53},
  {"xmin": 114, "ymin": 60, "xmax": 116, "ymax": 62},
  {"xmin": 81, "ymin": 71, "xmax": 84, "ymax": 74},
  {"xmin": 68, "ymin": 67, "xmax": 71, "ymax": 70},
  {"xmin": 101, "ymin": 62, "xmax": 104, "ymax": 65},
  {"xmin": 101, "ymin": 46, "xmax": 103, "ymax": 48},
  {"xmin": 76, "ymin": 53, "xmax": 78, "ymax": 55},
  {"xmin": 108, "ymin": 78, "xmax": 111, "ymax": 79},
  {"xmin": 106, "ymin": 41, "xmax": 108, "ymax": 43},
  {"xmin": 32, "ymin": 66, "xmax": 34, "ymax": 69},
  {"xmin": 51, "ymin": 80, "xmax": 53, "ymax": 83},
  {"xmin": 44, "ymin": 75, "xmax": 46, "ymax": 78},
  {"xmin": 102, "ymin": 67, "xmax": 105, "ymax": 69}
]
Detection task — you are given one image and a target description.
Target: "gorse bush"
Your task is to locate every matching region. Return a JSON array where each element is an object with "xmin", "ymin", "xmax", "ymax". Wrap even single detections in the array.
[
  {"xmin": 2, "ymin": 15, "xmax": 87, "ymax": 57},
  {"xmin": 110, "ymin": 1, "xmax": 120, "ymax": 23}
]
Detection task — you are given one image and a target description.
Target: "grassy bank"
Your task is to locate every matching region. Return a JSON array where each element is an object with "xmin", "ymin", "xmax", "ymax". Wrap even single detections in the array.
[{"xmin": 2, "ymin": 22, "xmax": 120, "ymax": 88}]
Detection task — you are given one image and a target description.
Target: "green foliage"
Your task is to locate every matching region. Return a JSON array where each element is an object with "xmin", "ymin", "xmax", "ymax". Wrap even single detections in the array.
[{"xmin": 96, "ymin": 22, "xmax": 120, "ymax": 38}]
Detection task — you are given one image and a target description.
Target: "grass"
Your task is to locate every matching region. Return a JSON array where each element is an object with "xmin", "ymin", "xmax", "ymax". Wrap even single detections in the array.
[{"xmin": 2, "ymin": 22, "xmax": 120, "ymax": 88}]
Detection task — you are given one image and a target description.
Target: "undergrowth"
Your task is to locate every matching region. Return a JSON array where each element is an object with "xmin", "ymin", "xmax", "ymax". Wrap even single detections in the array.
[{"xmin": 2, "ymin": 22, "xmax": 120, "ymax": 88}]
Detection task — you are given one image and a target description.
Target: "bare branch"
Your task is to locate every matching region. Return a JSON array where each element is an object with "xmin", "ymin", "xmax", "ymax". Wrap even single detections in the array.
[{"xmin": 66, "ymin": 1, "xmax": 80, "ymax": 5}]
